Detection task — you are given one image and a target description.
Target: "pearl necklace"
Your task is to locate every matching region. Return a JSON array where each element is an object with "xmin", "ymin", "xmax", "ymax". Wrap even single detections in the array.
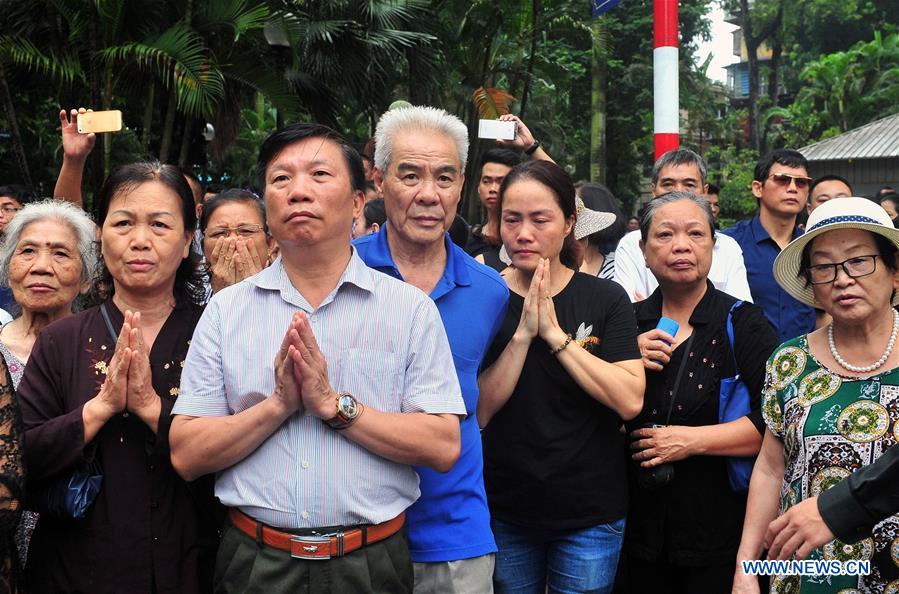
[{"xmin": 828, "ymin": 309, "xmax": 899, "ymax": 373}]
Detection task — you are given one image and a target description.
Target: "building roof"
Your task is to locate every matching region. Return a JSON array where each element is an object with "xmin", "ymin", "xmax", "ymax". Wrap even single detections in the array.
[{"xmin": 800, "ymin": 112, "xmax": 899, "ymax": 161}]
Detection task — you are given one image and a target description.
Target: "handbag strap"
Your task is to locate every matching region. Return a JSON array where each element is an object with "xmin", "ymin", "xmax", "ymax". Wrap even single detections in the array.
[
  {"xmin": 99, "ymin": 303, "xmax": 119, "ymax": 344},
  {"xmin": 726, "ymin": 300, "xmax": 744, "ymax": 377},
  {"xmin": 663, "ymin": 332, "xmax": 696, "ymax": 425}
]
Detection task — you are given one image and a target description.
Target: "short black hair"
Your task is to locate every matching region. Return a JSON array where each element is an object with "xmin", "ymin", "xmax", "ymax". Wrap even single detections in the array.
[
  {"xmin": 0, "ymin": 184, "xmax": 37, "ymax": 205},
  {"xmin": 706, "ymin": 183, "xmax": 720, "ymax": 195},
  {"xmin": 362, "ymin": 198, "xmax": 387, "ymax": 229},
  {"xmin": 754, "ymin": 149, "xmax": 809, "ymax": 182},
  {"xmin": 880, "ymin": 192, "xmax": 899, "ymax": 208},
  {"xmin": 200, "ymin": 189, "xmax": 267, "ymax": 234},
  {"xmin": 255, "ymin": 123, "xmax": 365, "ymax": 195},
  {"xmin": 809, "ymin": 174, "xmax": 853, "ymax": 197},
  {"xmin": 480, "ymin": 148, "xmax": 520, "ymax": 171},
  {"xmin": 578, "ymin": 183, "xmax": 626, "ymax": 252}
]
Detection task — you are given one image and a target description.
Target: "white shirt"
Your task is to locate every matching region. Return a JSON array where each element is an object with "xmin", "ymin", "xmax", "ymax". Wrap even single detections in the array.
[
  {"xmin": 611, "ymin": 229, "xmax": 753, "ymax": 303},
  {"xmin": 174, "ymin": 250, "xmax": 465, "ymax": 529}
]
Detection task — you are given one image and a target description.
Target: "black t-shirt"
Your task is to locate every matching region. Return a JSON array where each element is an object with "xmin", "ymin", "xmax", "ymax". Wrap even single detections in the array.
[
  {"xmin": 625, "ymin": 284, "xmax": 779, "ymax": 565},
  {"xmin": 481, "ymin": 272, "xmax": 640, "ymax": 530}
]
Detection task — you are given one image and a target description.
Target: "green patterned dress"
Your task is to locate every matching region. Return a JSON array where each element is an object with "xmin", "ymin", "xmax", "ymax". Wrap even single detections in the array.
[{"xmin": 763, "ymin": 335, "xmax": 899, "ymax": 593}]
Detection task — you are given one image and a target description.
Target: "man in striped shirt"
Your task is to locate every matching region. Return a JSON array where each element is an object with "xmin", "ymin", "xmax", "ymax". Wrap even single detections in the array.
[
  {"xmin": 356, "ymin": 106, "xmax": 509, "ymax": 593},
  {"xmin": 170, "ymin": 123, "xmax": 466, "ymax": 593}
]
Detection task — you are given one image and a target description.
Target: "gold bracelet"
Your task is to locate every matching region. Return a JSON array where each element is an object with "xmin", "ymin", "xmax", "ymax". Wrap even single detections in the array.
[{"xmin": 550, "ymin": 333, "xmax": 573, "ymax": 356}]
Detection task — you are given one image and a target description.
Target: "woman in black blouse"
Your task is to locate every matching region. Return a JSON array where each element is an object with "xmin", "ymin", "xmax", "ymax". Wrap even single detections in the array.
[
  {"xmin": 623, "ymin": 192, "xmax": 778, "ymax": 593},
  {"xmin": 478, "ymin": 160, "xmax": 644, "ymax": 593},
  {"xmin": 17, "ymin": 162, "xmax": 217, "ymax": 593}
]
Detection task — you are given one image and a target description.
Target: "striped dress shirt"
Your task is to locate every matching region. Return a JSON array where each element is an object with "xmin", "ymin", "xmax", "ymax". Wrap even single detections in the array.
[{"xmin": 173, "ymin": 249, "xmax": 465, "ymax": 529}]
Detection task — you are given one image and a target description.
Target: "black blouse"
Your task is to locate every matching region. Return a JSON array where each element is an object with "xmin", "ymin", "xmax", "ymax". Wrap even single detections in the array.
[
  {"xmin": 0, "ymin": 358, "xmax": 21, "ymax": 593},
  {"xmin": 625, "ymin": 283, "xmax": 779, "ymax": 565},
  {"xmin": 18, "ymin": 301, "xmax": 219, "ymax": 593}
]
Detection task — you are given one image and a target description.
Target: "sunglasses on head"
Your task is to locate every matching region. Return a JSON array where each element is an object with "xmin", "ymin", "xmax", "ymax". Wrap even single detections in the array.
[{"xmin": 767, "ymin": 173, "xmax": 812, "ymax": 189}]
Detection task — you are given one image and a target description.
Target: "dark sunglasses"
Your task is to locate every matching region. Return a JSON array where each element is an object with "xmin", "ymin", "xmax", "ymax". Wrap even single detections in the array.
[{"xmin": 768, "ymin": 173, "xmax": 813, "ymax": 189}]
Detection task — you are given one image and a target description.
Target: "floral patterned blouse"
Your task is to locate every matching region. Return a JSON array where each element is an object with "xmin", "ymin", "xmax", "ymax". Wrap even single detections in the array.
[{"xmin": 763, "ymin": 335, "xmax": 899, "ymax": 593}]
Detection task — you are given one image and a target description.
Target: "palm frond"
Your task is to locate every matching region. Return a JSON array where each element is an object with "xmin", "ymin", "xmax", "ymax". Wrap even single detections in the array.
[
  {"xmin": 0, "ymin": 35, "xmax": 83, "ymax": 84},
  {"xmin": 361, "ymin": 0, "xmax": 430, "ymax": 31},
  {"xmin": 473, "ymin": 86, "xmax": 515, "ymax": 118},
  {"xmin": 100, "ymin": 23, "xmax": 224, "ymax": 118},
  {"xmin": 200, "ymin": 0, "xmax": 270, "ymax": 40}
]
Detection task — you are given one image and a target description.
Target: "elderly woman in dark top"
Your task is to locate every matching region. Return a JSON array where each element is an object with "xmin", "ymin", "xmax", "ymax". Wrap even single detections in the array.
[
  {"xmin": 17, "ymin": 162, "xmax": 217, "ymax": 593},
  {"xmin": 624, "ymin": 192, "xmax": 778, "ymax": 593},
  {"xmin": 200, "ymin": 189, "xmax": 275, "ymax": 294},
  {"xmin": 0, "ymin": 199, "xmax": 96, "ymax": 568}
]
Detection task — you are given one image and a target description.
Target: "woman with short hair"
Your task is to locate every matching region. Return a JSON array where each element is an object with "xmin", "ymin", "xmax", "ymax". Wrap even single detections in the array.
[
  {"xmin": 17, "ymin": 161, "xmax": 218, "ymax": 593},
  {"xmin": 624, "ymin": 192, "xmax": 777, "ymax": 593},
  {"xmin": 0, "ymin": 199, "xmax": 97, "ymax": 567},
  {"xmin": 200, "ymin": 189, "xmax": 275, "ymax": 294}
]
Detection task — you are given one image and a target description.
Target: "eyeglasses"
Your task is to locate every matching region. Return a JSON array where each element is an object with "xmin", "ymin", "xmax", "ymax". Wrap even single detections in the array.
[
  {"xmin": 806, "ymin": 255, "xmax": 878, "ymax": 284},
  {"xmin": 768, "ymin": 173, "xmax": 813, "ymax": 190},
  {"xmin": 205, "ymin": 224, "xmax": 264, "ymax": 240},
  {"xmin": 0, "ymin": 206, "xmax": 22, "ymax": 215}
]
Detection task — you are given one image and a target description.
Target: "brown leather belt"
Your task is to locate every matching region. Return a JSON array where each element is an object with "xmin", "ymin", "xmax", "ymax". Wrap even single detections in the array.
[{"xmin": 228, "ymin": 508, "xmax": 404, "ymax": 560}]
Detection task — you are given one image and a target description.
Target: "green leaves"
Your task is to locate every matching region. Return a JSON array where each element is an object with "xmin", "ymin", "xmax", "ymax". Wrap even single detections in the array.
[
  {"xmin": 0, "ymin": 35, "xmax": 83, "ymax": 83},
  {"xmin": 101, "ymin": 22, "xmax": 225, "ymax": 118}
]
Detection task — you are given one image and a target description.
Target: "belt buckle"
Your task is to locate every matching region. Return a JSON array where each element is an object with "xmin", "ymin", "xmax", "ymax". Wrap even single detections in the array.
[{"xmin": 289, "ymin": 531, "xmax": 345, "ymax": 560}]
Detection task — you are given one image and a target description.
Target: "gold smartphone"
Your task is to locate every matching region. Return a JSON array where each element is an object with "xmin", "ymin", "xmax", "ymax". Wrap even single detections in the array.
[{"xmin": 77, "ymin": 110, "xmax": 122, "ymax": 134}]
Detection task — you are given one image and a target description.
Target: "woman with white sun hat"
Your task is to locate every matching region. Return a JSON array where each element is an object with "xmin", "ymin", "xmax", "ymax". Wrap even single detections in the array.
[{"xmin": 734, "ymin": 196, "xmax": 899, "ymax": 593}]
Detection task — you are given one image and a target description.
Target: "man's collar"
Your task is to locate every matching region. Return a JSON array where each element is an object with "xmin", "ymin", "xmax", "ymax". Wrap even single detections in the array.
[
  {"xmin": 752, "ymin": 212, "xmax": 804, "ymax": 243},
  {"xmin": 368, "ymin": 224, "xmax": 472, "ymax": 289},
  {"xmin": 249, "ymin": 248, "xmax": 375, "ymax": 306}
]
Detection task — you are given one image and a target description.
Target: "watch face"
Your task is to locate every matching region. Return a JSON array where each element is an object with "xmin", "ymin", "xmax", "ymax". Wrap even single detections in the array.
[{"xmin": 338, "ymin": 394, "xmax": 359, "ymax": 418}]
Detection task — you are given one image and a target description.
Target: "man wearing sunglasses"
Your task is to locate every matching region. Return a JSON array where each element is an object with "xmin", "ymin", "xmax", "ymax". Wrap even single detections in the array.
[{"xmin": 721, "ymin": 149, "xmax": 816, "ymax": 343}]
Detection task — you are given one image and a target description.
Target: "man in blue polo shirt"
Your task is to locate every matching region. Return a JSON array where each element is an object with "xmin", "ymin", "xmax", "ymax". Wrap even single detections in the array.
[
  {"xmin": 721, "ymin": 149, "xmax": 816, "ymax": 342},
  {"xmin": 355, "ymin": 105, "xmax": 508, "ymax": 593}
]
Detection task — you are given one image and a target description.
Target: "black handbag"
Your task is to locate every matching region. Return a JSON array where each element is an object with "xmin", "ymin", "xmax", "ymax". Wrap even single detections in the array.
[{"xmin": 33, "ymin": 304, "xmax": 118, "ymax": 519}]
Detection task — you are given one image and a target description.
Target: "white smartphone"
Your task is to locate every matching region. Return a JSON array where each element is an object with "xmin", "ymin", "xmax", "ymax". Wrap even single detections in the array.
[
  {"xmin": 77, "ymin": 110, "xmax": 122, "ymax": 134},
  {"xmin": 478, "ymin": 119, "xmax": 517, "ymax": 141}
]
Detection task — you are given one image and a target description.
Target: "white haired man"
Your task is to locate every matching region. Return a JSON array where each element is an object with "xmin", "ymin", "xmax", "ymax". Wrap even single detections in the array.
[{"xmin": 355, "ymin": 106, "xmax": 509, "ymax": 593}]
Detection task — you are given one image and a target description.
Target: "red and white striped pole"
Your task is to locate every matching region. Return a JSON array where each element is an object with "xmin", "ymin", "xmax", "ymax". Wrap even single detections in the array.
[{"xmin": 653, "ymin": 0, "xmax": 679, "ymax": 161}]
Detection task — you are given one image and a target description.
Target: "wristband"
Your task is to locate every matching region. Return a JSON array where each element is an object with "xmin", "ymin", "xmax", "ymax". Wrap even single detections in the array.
[
  {"xmin": 550, "ymin": 333, "xmax": 573, "ymax": 356},
  {"xmin": 524, "ymin": 140, "xmax": 541, "ymax": 155}
]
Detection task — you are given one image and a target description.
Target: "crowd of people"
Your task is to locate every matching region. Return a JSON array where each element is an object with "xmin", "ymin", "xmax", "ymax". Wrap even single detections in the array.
[{"xmin": 0, "ymin": 102, "xmax": 896, "ymax": 594}]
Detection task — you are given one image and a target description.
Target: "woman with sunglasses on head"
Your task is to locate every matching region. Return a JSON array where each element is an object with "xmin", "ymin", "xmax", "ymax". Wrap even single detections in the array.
[
  {"xmin": 733, "ymin": 197, "xmax": 899, "ymax": 593},
  {"xmin": 200, "ymin": 189, "xmax": 276, "ymax": 295},
  {"xmin": 477, "ymin": 160, "xmax": 644, "ymax": 593}
]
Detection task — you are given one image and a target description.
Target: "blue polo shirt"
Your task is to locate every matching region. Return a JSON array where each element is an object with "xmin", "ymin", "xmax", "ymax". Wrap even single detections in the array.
[
  {"xmin": 721, "ymin": 215, "xmax": 815, "ymax": 343},
  {"xmin": 354, "ymin": 226, "xmax": 509, "ymax": 562}
]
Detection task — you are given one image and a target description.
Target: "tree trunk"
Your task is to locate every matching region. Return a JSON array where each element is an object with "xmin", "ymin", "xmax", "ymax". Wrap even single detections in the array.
[
  {"xmin": 88, "ymin": 5, "xmax": 104, "ymax": 202},
  {"xmin": 159, "ymin": 88, "xmax": 178, "ymax": 163},
  {"xmin": 178, "ymin": 117, "xmax": 194, "ymax": 168},
  {"xmin": 518, "ymin": 0, "xmax": 540, "ymax": 120},
  {"xmin": 0, "ymin": 64, "xmax": 33, "ymax": 191},
  {"xmin": 589, "ymin": 19, "xmax": 607, "ymax": 183},
  {"xmin": 740, "ymin": 0, "xmax": 760, "ymax": 152},
  {"xmin": 142, "ymin": 83, "xmax": 156, "ymax": 150}
]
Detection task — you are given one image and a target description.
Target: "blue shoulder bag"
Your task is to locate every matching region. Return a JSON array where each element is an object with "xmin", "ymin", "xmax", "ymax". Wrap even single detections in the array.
[{"xmin": 718, "ymin": 300, "xmax": 755, "ymax": 492}]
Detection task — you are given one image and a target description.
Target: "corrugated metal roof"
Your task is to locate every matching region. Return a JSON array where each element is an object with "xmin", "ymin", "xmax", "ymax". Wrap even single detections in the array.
[{"xmin": 800, "ymin": 112, "xmax": 899, "ymax": 161}]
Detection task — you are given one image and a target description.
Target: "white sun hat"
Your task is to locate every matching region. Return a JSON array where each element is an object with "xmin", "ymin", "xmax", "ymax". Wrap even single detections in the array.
[
  {"xmin": 498, "ymin": 195, "xmax": 617, "ymax": 264},
  {"xmin": 772, "ymin": 196, "xmax": 899, "ymax": 307}
]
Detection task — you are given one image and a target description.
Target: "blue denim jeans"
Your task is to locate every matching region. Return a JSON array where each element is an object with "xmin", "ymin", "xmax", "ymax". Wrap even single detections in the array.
[{"xmin": 491, "ymin": 517, "xmax": 625, "ymax": 594}]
